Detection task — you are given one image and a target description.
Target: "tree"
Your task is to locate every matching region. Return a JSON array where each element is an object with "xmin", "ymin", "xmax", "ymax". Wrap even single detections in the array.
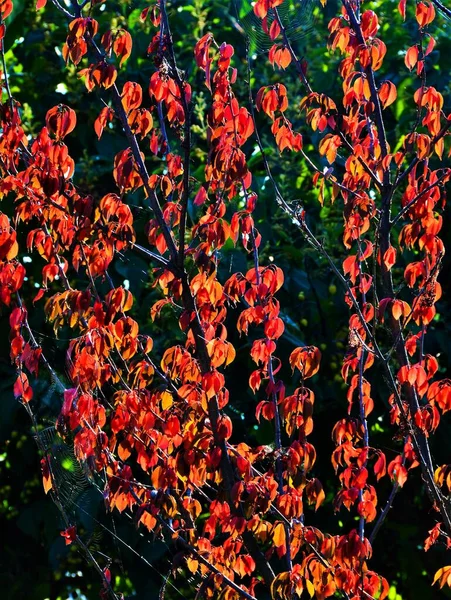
[{"xmin": 2, "ymin": 0, "xmax": 451, "ymax": 598}]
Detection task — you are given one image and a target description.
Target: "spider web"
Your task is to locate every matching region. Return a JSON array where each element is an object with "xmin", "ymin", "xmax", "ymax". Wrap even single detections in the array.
[
  {"xmin": 35, "ymin": 426, "xmax": 95, "ymax": 517},
  {"xmin": 232, "ymin": 0, "xmax": 319, "ymax": 55},
  {"xmin": 33, "ymin": 419, "xmax": 191, "ymax": 598}
]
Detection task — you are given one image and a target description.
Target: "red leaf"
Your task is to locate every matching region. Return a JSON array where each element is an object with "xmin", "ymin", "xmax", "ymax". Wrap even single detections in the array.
[
  {"xmin": 398, "ymin": 0, "xmax": 406, "ymax": 18},
  {"xmin": 194, "ymin": 185, "xmax": 208, "ymax": 206},
  {"xmin": 46, "ymin": 105, "xmax": 77, "ymax": 140},
  {"xmin": 13, "ymin": 373, "xmax": 33, "ymax": 403},
  {"xmin": 235, "ymin": 554, "xmax": 256, "ymax": 577},
  {"xmin": 388, "ymin": 456, "xmax": 408, "ymax": 487},
  {"xmin": 373, "ymin": 451, "xmax": 386, "ymax": 481},
  {"xmin": 94, "ymin": 106, "xmax": 114, "ymax": 139},
  {"xmin": 60, "ymin": 526, "xmax": 77, "ymax": 545}
]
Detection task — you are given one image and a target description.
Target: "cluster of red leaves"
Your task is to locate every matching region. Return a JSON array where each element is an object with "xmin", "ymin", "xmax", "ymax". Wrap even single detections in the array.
[
  {"xmin": 249, "ymin": 0, "xmax": 451, "ymax": 593},
  {"xmin": 2, "ymin": 0, "xmax": 451, "ymax": 598}
]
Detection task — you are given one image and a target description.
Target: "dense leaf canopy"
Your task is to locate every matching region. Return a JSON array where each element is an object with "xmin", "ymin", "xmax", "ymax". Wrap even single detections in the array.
[{"xmin": 2, "ymin": 0, "xmax": 451, "ymax": 599}]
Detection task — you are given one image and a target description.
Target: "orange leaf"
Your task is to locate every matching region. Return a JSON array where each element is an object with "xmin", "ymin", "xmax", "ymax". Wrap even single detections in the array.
[
  {"xmin": 290, "ymin": 346, "xmax": 321, "ymax": 379},
  {"xmin": 40, "ymin": 457, "xmax": 52, "ymax": 494},
  {"xmin": 378, "ymin": 81, "xmax": 397, "ymax": 109},
  {"xmin": 272, "ymin": 522, "xmax": 287, "ymax": 548},
  {"xmin": 121, "ymin": 81, "xmax": 143, "ymax": 112},
  {"xmin": 186, "ymin": 558, "xmax": 199, "ymax": 574},
  {"xmin": 405, "ymin": 45, "xmax": 419, "ymax": 70},
  {"xmin": 433, "ymin": 566, "xmax": 451, "ymax": 589},
  {"xmin": 94, "ymin": 106, "xmax": 114, "ymax": 139},
  {"xmin": 113, "ymin": 30, "xmax": 133, "ymax": 67},
  {"xmin": 383, "ymin": 246, "xmax": 396, "ymax": 271},
  {"xmin": 318, "ymin": 134, "xmax": 341, "ymax": 164},
  {"xmin": 0, "ymin": 0, "xmax": 13, "ymax": 19},
  {"xmin": 387, "ymin": 456, "xmax": 408, "ymax": 487},
  {"xmin": 416, "ymin": 1, "xmax": 435, "ymax": 27}
]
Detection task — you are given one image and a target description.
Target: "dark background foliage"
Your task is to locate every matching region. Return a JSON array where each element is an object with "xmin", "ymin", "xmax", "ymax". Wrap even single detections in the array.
[{"xmin": 2, "ymin": 0, "xmax": 451, "ymax": 598}]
